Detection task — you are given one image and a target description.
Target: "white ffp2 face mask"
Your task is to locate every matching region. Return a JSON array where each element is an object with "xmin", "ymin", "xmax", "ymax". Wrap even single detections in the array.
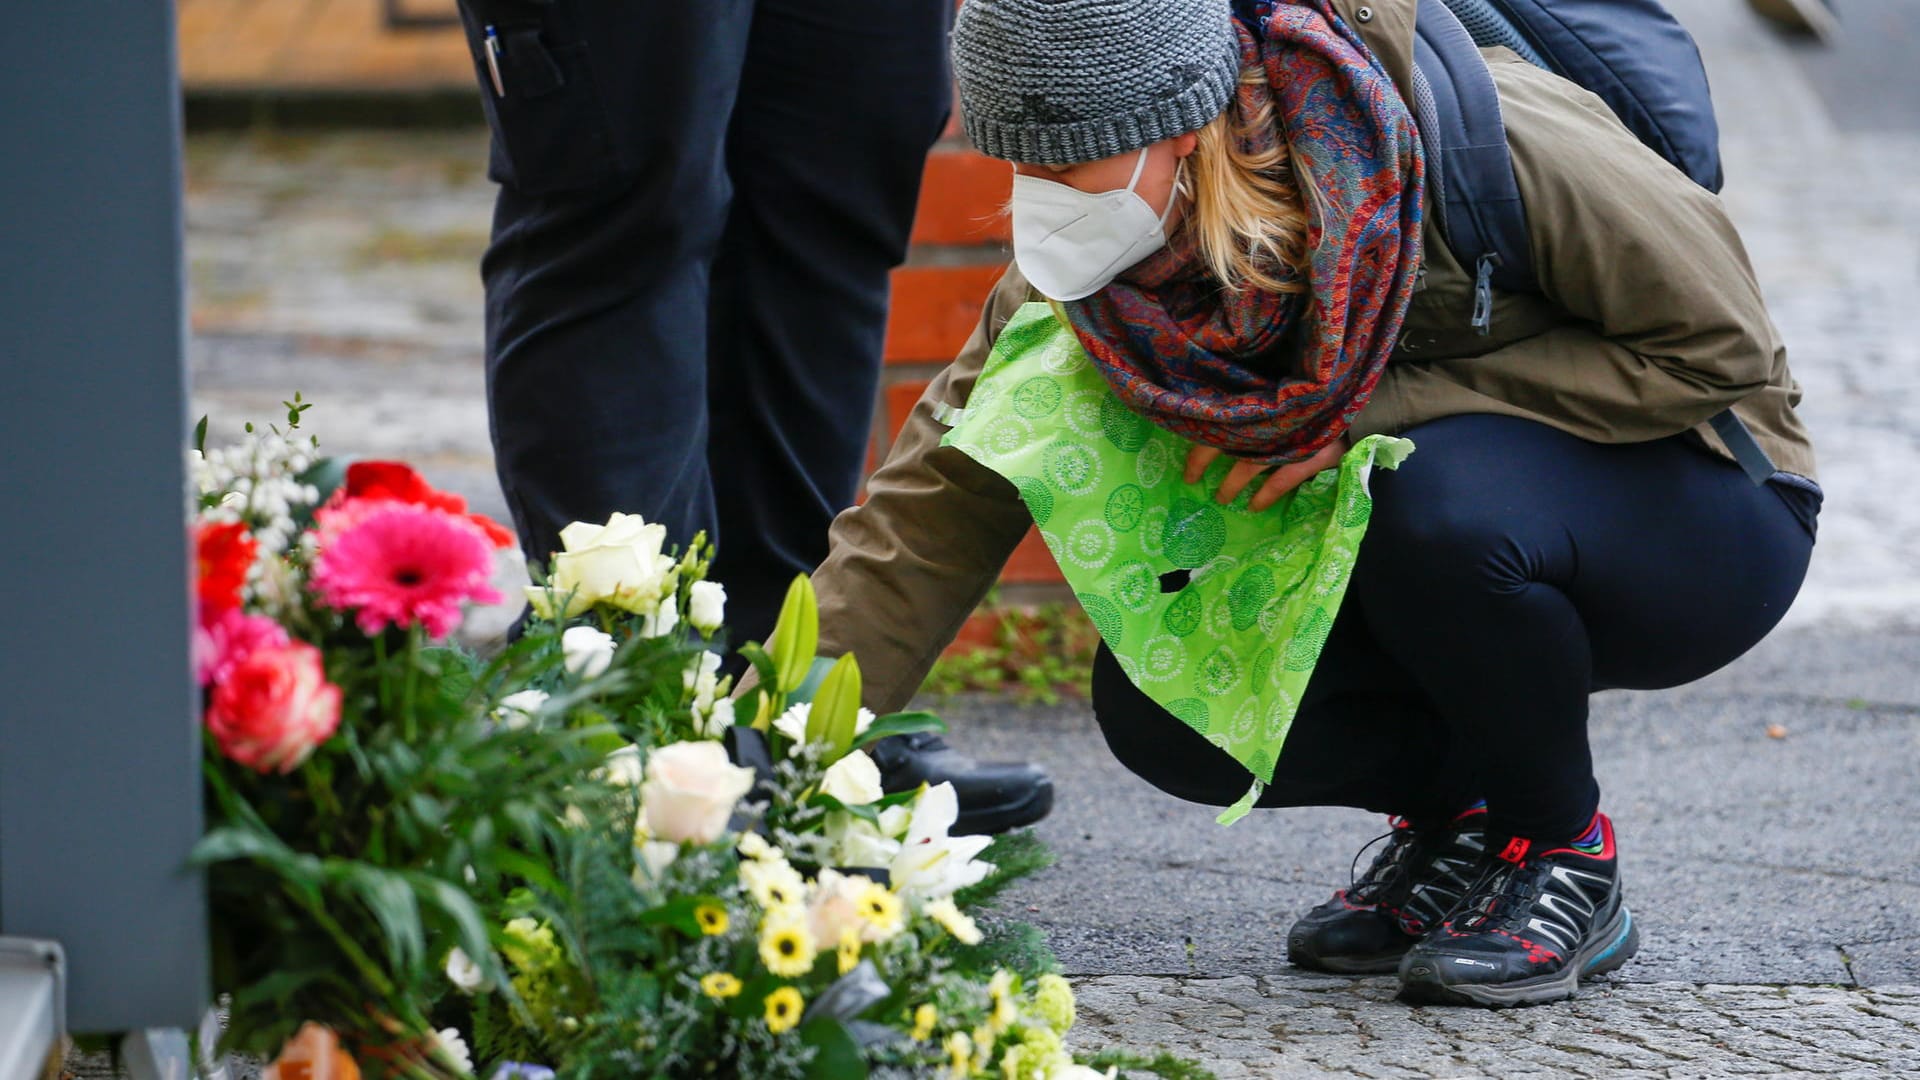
[{"xmin": 1010, "ymin": 149, "xmax": 1176, "ymax": 302}]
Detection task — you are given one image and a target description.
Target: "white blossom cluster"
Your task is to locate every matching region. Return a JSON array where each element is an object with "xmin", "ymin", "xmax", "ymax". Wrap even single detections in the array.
[{"xmin": 191, "ymin": 429, "xmax": 322, "ymax": 556}]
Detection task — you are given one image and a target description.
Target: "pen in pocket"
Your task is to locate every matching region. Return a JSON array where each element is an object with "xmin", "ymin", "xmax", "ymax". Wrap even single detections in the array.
[{"xmin": 483, "ymin": 25, "xmax": 506, "ymax": 97}]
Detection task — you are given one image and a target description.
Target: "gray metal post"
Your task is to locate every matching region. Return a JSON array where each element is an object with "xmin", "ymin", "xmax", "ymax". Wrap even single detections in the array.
[{"xmin": 0, "ymin": 0, "xmax": 209, "ymax": 1034}]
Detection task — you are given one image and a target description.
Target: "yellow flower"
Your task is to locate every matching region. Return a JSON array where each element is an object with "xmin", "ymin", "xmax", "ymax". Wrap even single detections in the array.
[
  {"xmin": 987, "ymin": 969, "xmax": 1018, "ymax": 1033},
  {"xmin": 694, "ymin": 901, "xmax": 730, "ymax": 936},
  {"xmin": 740, "ymin": 857, "xmax": 807, "ymax": 911},
  {"xmin": 1033, "ymin": 973, "xmax": 1075, "ymax": 1034},
  {"xmin": 856, "ymin": 881, "xmax": 905, "ymax": 940},
  {"xmin": 944, "ymin": 1031, "xmax": 973, "ymax": 1078},
  {"xmin": 912, "ymin": 1003, "xmax": 938, "ymax": 1042},
  {"xmin": 971, "ymin": 1025, "xmax": 995, "ymax": 1073},
  {"xmin": 764, "ymin": 986, "xmax": 805, "ymax": 1034},
  {"xmin": 758, "ymin": 915, "xmax": 818, "ymax": 977},
  {"xmin": 837, "ymin": 928, "xmax": 862, "ymax": 975},
  {"xmin": 923, "ymin": 897, "xmax": 983, "ymax": 946},
  {"xmin": 700, "ymin": 972, "xmax": 742, "ymax": 999}
]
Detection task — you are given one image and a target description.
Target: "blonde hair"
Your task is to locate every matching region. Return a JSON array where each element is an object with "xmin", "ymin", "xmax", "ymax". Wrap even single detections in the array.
[{"xmin": 1181, "ymin": 65, "xmax": 1315, "ymax": 295}]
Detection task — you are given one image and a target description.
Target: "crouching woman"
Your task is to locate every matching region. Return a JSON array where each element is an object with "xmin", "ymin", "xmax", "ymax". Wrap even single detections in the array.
[{"xmin": 802, "ymin": 0, "xmax": 1818, "ymax": 1006}]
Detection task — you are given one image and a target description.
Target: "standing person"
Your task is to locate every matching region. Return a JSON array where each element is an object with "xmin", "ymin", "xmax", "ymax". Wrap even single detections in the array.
[
  {"xmin": 452, "ymin": 0, "xmax": 1054, "ymax": 835},
  {"xmin": 802, "ymin": 0, "xmax": 1820, "ymax": 1006}
]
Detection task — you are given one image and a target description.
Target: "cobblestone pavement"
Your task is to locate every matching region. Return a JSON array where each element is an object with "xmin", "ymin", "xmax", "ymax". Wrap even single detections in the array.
[
  {"xmin": 1070, "ymin": 978, "xmax": 1920, "ymax": 1078},
  {"xmin": 164, "ymin": 0, "xmax": 1920, "ymax": 1076}
]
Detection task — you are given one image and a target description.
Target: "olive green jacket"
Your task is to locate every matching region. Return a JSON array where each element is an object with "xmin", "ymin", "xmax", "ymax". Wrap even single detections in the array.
[{"xmin": 811, "ymin": 0, "xmax": 1817, "ymax": 713}]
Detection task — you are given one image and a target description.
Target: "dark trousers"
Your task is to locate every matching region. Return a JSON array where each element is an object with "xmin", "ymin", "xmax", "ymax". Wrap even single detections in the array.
[
  {"xmin": 1091, "ymin": 415, "xmax": 1819, "ymax": 843},
  {"xmin": 457, "ymin": 0, "xmax": 952, "ymax": 649}
]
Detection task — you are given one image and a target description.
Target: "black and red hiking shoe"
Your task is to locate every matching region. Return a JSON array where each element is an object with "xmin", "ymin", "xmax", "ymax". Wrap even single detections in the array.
[
  {"xmin": 1397, "ymin": 814, "xmax": 1639, "ymax": 1007},
  {"xmin": 1286, "ymin": 809, "xmax": 1487, "ymax": 974}
]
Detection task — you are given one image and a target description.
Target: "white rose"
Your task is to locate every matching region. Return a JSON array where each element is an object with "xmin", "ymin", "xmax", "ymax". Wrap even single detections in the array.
[
  {"xmin": 444, "ymin": 947, "xmax": 489, "ymax": 994},
  {"xmin": 697, "ymin": 696, "xmax": 736, "ymax": 739},
  {"xmin": 685, "ymin": 651, "xmax": 722, "ymax": 702},
  {"xmin": 819, "ymin": 749, "xmax": 883, "ymax": 807},
  {"xmin": 890, "ymin": 782, "xmax": 995, "ymax": 900},
  {"xmin": 433, "ymin": 1028, "xmax": 472, "ymax": 1076},
  {"xmin": 601, "ymin": 744, "xmax": 644, "ymax": 787},
  {"xmin": 640, "ymin": 741, "xmax": 756, "ymax": 845},
  {"xmin": 529, "ymin": 512, "xmax": 678, "ymax": 618},
  {"xmin": 688, "ymin": 580, "xmax": 727, "ymax": 635},
  {"xmin": 494, "ymin": 689, "xmax": 549, "ymax": 730},
  {"xmin": 638, "ymin": 593, "xmax": 681, "ymax": 639},
  {"xmin": 561, "ymin": 625, "xmax": 616, "ymax": 678},
  {"xmin": 634, "ymin": 839, "xmax": 681, "ymax": 883}
]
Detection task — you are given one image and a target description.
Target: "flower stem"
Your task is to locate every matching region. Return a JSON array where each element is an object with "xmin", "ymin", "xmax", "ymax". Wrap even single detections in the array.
[{"xmin": 402, "ymin": 627, "xmax": 420, "ymax": 744}]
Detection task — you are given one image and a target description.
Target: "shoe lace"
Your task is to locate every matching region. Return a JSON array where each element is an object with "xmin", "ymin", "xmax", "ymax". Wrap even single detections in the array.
[
  {"xmin": 1347, "ymin": 818, "xmax": 1426, "ymax": 906},
  {"xmin": 1453, "ymin": 858, "xmax": 1550, "ymax": 932}
]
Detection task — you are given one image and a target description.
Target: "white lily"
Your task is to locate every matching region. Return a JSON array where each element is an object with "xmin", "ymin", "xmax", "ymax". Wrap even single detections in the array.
[{"xmin": 889, "ymin": 782, "xmax": 994, "ymax": 899}]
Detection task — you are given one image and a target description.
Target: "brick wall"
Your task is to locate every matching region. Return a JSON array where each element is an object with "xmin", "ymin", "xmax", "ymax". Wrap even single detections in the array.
[{"xmin": 885, "ymin": 122, "xmax": 1070, "ymax": 606}]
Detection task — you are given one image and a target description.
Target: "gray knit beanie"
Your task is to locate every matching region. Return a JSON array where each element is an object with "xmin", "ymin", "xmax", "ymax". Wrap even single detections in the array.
[{"xmin": 951, "ymin": 0, "xmax": 1241, "ymax": 166}]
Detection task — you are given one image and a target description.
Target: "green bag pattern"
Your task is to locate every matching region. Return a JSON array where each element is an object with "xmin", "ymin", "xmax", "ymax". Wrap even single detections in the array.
[{"xmin": 941, "ymin": 303, "xmax": 1414, "ymax": 823}]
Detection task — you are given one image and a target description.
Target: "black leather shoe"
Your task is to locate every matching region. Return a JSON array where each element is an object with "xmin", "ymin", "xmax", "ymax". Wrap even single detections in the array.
[
  {"xmin": 868, "ymin": 731, "xmax": 1054, "ymax": 836},
  {"xmin": 1288, "ymin": 809, "xmax": 1487, "ymax": 974}
]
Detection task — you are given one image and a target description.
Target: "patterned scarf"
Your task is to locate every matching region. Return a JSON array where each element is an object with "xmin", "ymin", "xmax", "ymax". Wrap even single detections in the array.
[{"xmin": 1061, "ymin": 0, "xmax": 1424, "ymax": 464}]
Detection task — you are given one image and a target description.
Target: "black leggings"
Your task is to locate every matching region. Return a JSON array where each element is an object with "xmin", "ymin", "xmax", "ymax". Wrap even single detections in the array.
[{"xmin": 1090, "ymin": 415, "xmax": 1818, "ymax": 842}]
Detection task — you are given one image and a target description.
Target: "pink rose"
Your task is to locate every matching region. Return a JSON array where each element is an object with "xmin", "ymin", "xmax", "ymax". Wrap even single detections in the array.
[
  {"xmin": 193, "ymin": 608, "xmax": 291, "ymax": 687},
  {"xmin": 206, "ymin": 640, "xmax": 342, "ymax": 773}
]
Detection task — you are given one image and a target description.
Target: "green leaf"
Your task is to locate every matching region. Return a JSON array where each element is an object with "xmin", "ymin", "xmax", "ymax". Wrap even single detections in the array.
[
  {"xmin": 767, "ymin": 576, "xmax": 820, "ymax": 694},
  {"xmin": 637, "ymin": 893, "xmax": 722, "ymax": 937},
  {"xmin": 850, "ymin": 710, "xmax": 947, "ymax": 750},
  {"xmin": 799, "ymin": 1019, "xmax": 867, "ymax": 1080},
  {"xmin": 806, "ymin": 653, "xmax": 862, "ymax": 759},
  {"xmin": 192, "ymin": 415, "xmax": 209, "ymax": 455},
  {"xmin": 339, "ymin": 865, "xmax": 424, "ymax": 973},
  {"xmin": 737, "ymin": 641, "xmax": 780, "ymax": 696},
  {"xmin": 806, "ymin": 794, "xmax": 881, "ymax": 827},
  {"xmin": 786, "ymin": 656, "xmax": 837, "ymax": 706}
]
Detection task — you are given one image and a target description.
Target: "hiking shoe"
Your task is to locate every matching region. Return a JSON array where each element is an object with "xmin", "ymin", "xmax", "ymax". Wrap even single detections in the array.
[
  {"xmin": 1397, "ymin": 814, "xmax": 1639, "ymax": 1007},
  {"xmin": 1287, "ymin": 809, "xmax": 1487, "ymax": 974}
]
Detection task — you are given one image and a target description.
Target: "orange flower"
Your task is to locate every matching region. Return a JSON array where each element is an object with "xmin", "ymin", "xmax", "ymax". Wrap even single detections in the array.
[
  {"xmin": 194, "ymin": 520, "xmax": 256, "ymax": 615},
  {"xmin": 316, "ymin": 461, "xmax": 514, "ymax": 549},
  {"xmin": 264, "ymin": 1023, "xmax": 362, "ymax": 1080}
]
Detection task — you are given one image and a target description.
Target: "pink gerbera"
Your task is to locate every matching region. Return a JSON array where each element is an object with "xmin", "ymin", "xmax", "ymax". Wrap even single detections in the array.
[{"xmin": 311, "ymin": 502, "xmax": 502, "ymax": 640}]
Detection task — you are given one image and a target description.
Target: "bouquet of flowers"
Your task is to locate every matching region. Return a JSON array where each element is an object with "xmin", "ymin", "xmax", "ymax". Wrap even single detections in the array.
[{"xmin": 189, "ymin": 399, "xmax": 1201, "ymax": 1080}]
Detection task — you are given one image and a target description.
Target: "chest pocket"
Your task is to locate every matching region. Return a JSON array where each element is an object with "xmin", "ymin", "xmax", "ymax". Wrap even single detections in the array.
[{"xmin": 457, "ymin": 3, "xmax": 621, "ymax": 195}]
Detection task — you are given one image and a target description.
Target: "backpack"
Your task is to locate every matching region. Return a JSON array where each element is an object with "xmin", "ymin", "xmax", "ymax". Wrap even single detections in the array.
[{"xmin": 1408, "ymin": 0, "xmax": 1775, "ymax": 482}]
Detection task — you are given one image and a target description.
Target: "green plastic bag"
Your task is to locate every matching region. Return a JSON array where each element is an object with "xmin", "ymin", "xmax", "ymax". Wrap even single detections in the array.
[{"xmin": 942, "ymin": 303, "xmax": 1414, "ymax": 823}]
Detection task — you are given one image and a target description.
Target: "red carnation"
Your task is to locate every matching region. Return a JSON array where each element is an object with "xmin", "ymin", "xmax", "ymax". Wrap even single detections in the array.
[
  {"xmin": 315, "ymin": 462, "xmax": 514, "ymax": 549},
  {"xmin": 195, "ymin": 520, "xmax": 257, "ymax": 616}
]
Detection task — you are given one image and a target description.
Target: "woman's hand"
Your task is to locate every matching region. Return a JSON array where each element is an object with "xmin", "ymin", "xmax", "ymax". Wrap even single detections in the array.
[{"xmin": 1184, "ymin": 436, "xmax": 1349, "ymax": 512}]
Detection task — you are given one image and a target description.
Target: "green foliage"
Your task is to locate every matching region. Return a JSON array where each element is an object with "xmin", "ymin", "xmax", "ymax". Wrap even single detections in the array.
[
  {"xmin": 1084, "ymin": 1047, "xmax": 1221, "ymax": 1080},
  {"xmin": 955, "ymin": 830, "xmax": 1057, "ymax": 912},
  {"xmin": 768, "ymin": 576, "xmax": 821, "ymax": 694},
  {"xmin": 806, "ymin": 654, "xmax": 863, "ymax": 758},
  {"xmin": 925, "ymin": 598, "xmax": 1100, "ymax": 705}
]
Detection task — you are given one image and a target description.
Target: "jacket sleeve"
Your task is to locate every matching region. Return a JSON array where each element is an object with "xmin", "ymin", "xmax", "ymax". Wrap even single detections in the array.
[
  {"xmin": 1352, "ymin": 59, "xmax": 1781, "ymax": 445},
  {"xmin": 810, "ymin": 264, "xmax": 1039, "ymax": 714}
]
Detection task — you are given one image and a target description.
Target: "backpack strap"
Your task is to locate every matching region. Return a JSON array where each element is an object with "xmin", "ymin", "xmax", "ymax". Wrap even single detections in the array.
[
  {"xmin": 1410, "ymin": 0, "xmax": 1533, "ymax": 335},
  {"xmin": 1414, "ymin": 0, "xmax": 1774, "ymax": 483}
]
